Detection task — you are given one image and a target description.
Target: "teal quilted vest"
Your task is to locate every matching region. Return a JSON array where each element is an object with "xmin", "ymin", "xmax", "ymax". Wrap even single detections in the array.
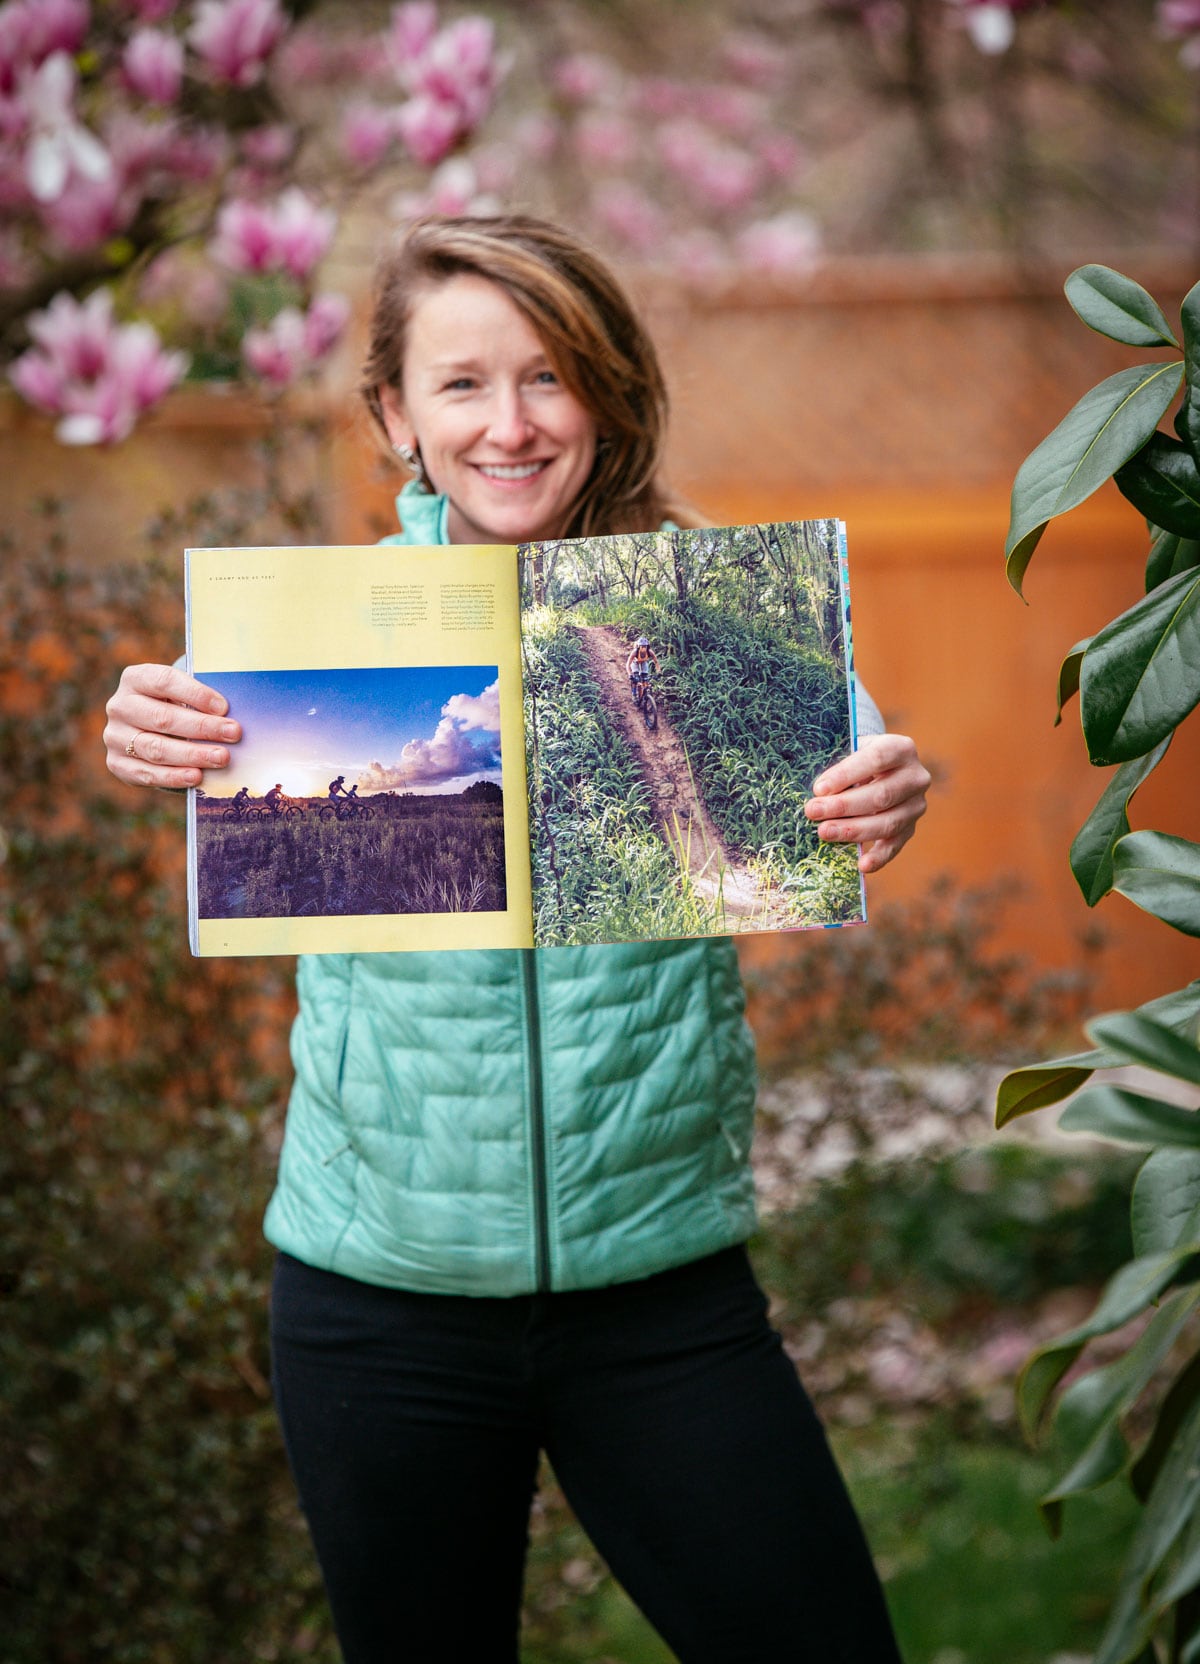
[{"xmin": 262, "ymin": 486, "xmax": 760, "ymax": 1295}]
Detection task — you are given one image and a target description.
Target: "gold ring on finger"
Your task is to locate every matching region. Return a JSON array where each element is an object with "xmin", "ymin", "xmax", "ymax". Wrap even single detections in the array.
[{"xmin": 125, "ymin": 734, "xmax": 142, "ymax": 760}]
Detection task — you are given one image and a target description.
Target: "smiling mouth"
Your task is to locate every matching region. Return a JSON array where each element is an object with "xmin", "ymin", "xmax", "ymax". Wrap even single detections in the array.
[{"xmin": 474, "ymin": 461, "xmax": 550, "ymax": 481}]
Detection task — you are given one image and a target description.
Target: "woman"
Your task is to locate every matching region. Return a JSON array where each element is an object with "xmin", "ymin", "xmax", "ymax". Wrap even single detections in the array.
[{"xmin": 104, "ymin": 216, "xmax": 929, "ymax": 1663}]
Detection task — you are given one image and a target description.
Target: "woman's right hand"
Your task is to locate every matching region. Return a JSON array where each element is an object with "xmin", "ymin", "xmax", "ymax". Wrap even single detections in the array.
[{"xmin": 103, "ymin": 663, "xmax": 242, "ymax": 790}]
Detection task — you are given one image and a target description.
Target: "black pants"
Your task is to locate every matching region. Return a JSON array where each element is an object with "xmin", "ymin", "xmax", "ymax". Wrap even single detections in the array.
[{"xmin": 270, "ymin": 1245, "xmax": 902, "ymax": 1664}]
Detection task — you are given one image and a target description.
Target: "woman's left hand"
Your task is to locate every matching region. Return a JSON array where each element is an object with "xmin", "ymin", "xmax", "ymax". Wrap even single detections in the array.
[{"xmin": 803, "ymin": 734, "xmax": 930, "ymax": 874}]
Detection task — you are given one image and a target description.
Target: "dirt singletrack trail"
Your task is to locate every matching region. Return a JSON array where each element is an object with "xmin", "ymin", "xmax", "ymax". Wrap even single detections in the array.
[{"xmin": 573, "ymin": 623, "xmax": 773, "ymax": 923}]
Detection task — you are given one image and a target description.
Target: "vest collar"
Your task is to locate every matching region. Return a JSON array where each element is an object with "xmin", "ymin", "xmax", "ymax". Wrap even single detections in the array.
[{"xmin": 394, "ymin": 479, "xmax": 450, "ymax": 547}]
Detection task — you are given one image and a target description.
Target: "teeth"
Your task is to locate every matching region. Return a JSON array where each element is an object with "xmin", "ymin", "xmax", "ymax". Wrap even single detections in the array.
[{"xmin": 477, "ymin": 462, "xmax": 545, "ymax": 480}]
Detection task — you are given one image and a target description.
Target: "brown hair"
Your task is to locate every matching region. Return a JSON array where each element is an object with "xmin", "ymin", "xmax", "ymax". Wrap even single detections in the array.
[{"xmin": 360, "ymin": 215, "xmax": 703, "ymax": 538}]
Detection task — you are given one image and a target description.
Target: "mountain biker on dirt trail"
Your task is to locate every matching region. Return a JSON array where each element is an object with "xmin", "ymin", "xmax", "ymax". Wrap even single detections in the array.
[
  {"xmin": 627, "ymin": 637, "xmax": 660, "ymax": 702},
  {"xmin": 232, "ymin": 785, "xmax": 250, "ymax": 809},
  {"xmin": 328, "ymin": 775, "xmax": 348, "ymax": 801},
  {"xmin": 264, "ymin": 782, "xmax": 286, "ymax": 814}
]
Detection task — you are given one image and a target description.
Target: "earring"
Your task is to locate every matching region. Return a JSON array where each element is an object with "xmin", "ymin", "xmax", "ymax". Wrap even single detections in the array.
[{"xmin": 393, "ymin": 441, "xmax": 425, "ymax": 483}]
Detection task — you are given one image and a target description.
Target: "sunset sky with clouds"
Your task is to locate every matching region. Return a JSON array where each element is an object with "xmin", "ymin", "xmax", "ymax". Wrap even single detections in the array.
[{"xmin": 196, "ymin": 665, "xmax": 502, "ymax": 799}]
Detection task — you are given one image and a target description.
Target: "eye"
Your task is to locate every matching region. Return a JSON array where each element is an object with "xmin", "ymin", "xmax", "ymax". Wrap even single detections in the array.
[
  {"xmin": 442, "ymin": 376, "xmax": 476, "ymax": 392},
  {"xmin": 531, "ymin": 369, "xmax": 559, "ymax": 386}
]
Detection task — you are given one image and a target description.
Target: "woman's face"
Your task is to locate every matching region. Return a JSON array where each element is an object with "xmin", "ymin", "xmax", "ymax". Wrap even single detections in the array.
[{"xmin": 379, "ymin": 273, "xmax": 599, "ymax": 546}]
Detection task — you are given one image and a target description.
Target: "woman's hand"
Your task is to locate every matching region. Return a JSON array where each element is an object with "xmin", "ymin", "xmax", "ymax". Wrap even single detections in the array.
[
  {"xmin": 804, "ymin": 734, "xmax": 930, "ymax": 874},
  {"xmin": 103, "ymin": 663, "xmax": 241, "ymax": 790}
]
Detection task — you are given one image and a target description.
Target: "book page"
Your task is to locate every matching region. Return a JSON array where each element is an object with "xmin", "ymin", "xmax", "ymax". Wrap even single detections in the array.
[
  {"xmin": 519, "ymin": 520, "xmax": 865, "ymax": 947},
  {"xmin": 186, "ymin": 544, "xmax": 532, "ymax": 956}
]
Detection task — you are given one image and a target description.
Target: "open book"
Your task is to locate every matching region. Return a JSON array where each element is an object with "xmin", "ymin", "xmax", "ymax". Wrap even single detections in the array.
[{"xmin": 186, "ymin": 521, "xmax": 864, "ymax": 955}]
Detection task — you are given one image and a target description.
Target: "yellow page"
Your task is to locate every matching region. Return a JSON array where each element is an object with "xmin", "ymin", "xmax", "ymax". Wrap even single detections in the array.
[{"xmin": 186, "ymin": 544, "xmax": 532, "ymax": 956}]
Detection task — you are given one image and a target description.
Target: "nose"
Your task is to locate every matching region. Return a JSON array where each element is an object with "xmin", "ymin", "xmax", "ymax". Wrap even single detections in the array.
[{"xmin": 484, "ymin": 385, "xmax": 534, "ymax": 450}]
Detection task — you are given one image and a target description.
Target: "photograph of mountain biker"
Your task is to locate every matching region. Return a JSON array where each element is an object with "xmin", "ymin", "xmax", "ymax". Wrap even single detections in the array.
[
  {"xmin": 626, "ymin": 635, "xmax": 661, "ymax": 705},
  {"xmin": 103, "ymin": 214, "xmax": 931, "ymax": 1664}
]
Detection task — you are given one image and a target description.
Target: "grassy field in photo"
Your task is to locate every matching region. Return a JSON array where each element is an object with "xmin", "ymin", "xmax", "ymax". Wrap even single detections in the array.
[
  {"xmin": 522, "ymin": 522, "xmax": 862, "ymax": 947},
  {"xmin": 195, "ymin": 790, "xmax": 505, "ymax": 918}
]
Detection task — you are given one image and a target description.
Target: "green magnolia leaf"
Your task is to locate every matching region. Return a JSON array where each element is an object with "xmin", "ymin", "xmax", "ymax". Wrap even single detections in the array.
[
  {"xmin": 1060, "ymin": 1086, "xmax": 1200, "ymax": 1146},
  {"xmin": 1006, "ymin": 362, "xmax": 1184, "ymax": 597},
  {"xmin": 1179, "ymin": 278, "xmax": 1200, "ymax": 458},
  {"xmin": 1079, "ymin": 568, "xmax": 1200, "ymax": 763},
  {"xmin": 1131, "ymin": 1149, "xmax": 1200, "ymax": 1258},
  {"xmin": 1064, "ymin": 265, "xmax": 1181, "ymax": 349},
  {"xmin": 1069, "ymin": 738, "xmax": 1171, "ymax": 905},
  {"xmin": 1131, "ymin": 1347, "xmax": 1200, "ymax": 1501},
  {"xmin": 1113, "ymin": 830, "xmax": 1200, "ymax": 937},
  {"xmin": 1146, "ymin": 523, "xmax": 1200, "ymax": 591},
  {"xmin": 1116, "ymin": 433, "xmax": 1200, "ymax": 540},
  {"xmin": 1086, "ymin": 1009, "xmax": 1200, "ymax": 1084},
  {"xmin": 1017, "ymin": 1218, "xmax": 1200, "ymax": 1439},
  {"xmin": 1094, "ymin": 1391, "xmax": 1200, "ymax": 1664},
  {"xmin": 1038, "ymin": 1289, "xmax": 1199, "ymax": 1538},
  {"xmin": 1155, "ymin": 1491, "xmax": 1200, "ymax": 1607},
  {"xmin": 995, "ymin": 981, "xmax": 1200, "ymax": 1128},
  {"xmin": 1056, "ymin": 637, "xmax": 1092, "ymax": 726}
]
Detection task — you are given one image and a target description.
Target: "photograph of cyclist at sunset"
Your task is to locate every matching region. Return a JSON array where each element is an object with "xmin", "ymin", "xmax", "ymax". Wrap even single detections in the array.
[
  {"xmin": 192, "ymin": 665, "xmax": 506, "ymax": 921},
  {"xmin": 519, "ymin": 519, "xmax": 862, "ymax": 945}
]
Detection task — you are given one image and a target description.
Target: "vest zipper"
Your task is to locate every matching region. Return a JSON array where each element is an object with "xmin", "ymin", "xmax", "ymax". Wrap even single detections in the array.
[{"xmin": 521, "ymin": 948, "xmax": 552, "ymax": 1292}]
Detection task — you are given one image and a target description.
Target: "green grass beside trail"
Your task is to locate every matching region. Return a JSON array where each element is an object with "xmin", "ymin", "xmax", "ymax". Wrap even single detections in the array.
[{"xmin": 580, "ymin": 591, "xmax": 862, "ymax": 922}]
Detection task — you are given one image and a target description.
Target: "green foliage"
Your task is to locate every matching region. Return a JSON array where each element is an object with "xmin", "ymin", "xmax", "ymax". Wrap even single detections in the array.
[
  {"xmin": 998, "ymin": 264, "xmax": 1200, "ymax": 1664},
  {"xmin": 196, "ymin": 799, "xmax": 506, "ymax": 917},
  {"xmin": 522, "ymin": 609, "xmax": 724, "ymax": 944},
  {"xmin": 0, "ymin": 511, "xmax": 339, "ymax": 1663}
]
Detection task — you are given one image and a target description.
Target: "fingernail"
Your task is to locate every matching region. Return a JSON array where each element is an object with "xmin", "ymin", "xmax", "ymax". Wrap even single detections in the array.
[
  {"xmin": 220, "ymin": 722, "xmax": 239, "ymax": 740},
  {"xmin": 208, "ymin": 750, "xmax": 227, "ymax": 766}
]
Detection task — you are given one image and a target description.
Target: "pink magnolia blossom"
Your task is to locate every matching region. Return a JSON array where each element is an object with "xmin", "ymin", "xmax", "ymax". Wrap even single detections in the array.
[
  {"xmin": 25, "ymin": 0, "xmax": 89, "ymax": 60},
  {"xmin": 591, "ymin": 181, "xmax": 664, "ymax": 254},
  {"xmin": 735, "ymin": 210, "xmax": 821, "ymax": 275},
  {"xmin": 209, "ymin": 188, "xmax": 335, "ymax": 280},
  {"xmin": 10, "ymin": 287, "xmax": 188, "ymax": 443},
  {"xmin": 341, "ymin": 102, "xmax": 395, "ymax": 169},
  {"xmin": 386, "ymin": 1, "xmax": 438, "ymax": 73},
  {"xmin": 411, "ymin": 17, "xmax": 501, "ymax": 125},
  {"xmin": 21, "ymin": 52, "xmax": 112, "ymax": 203},
  {"xmin": 122, "ymin": 27, "xmax": 185, "ymax": 104},
  {"xmin": 393, "ymin": 155, "xmax": 498, "ymax": 219},
  {"xmin": 209, "ymin": 195, "xmax": 276, "ymax": 271},
  {"xmin": 657, "ymin": 119, "xmax": 761, "ymax": 212},
  {"xmin": 270, "ymin": 186, "xmax": 335, "ymax": 280},
  {"xmin": 302, "ymin": 291, "xmax": 350, "ymax": 359},
  {"xmin": 574, "ymin": 110, "xmax": 635, "ymax": 168},
  {"xmin": 0, "ymin": 2, "xmax": 35, "ymax": 96},
  {"xmin": 1160, "ymin": 0, "xmax": 1200, "ymax": 30},
  {"xmin": 393, "ymin": 92, "xmax": 459, "ymax": 166},
  {"xmin": 551, "ymin": 52, "xmax": 620, "ymax": 105},
  {"xmin": 242, "ymin": 307, "xmax": 307, "ymax": 384},
  {"xmin": 38, "ymin": 167, "xmax": 127, "ymax": 251},
  {"xmin": 187, "ymin": 0, "xmax": 287, "ymax": 89},
  {"xmin": 242, "ymin": 293, "xmax": 348, "ymax": 386}
]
